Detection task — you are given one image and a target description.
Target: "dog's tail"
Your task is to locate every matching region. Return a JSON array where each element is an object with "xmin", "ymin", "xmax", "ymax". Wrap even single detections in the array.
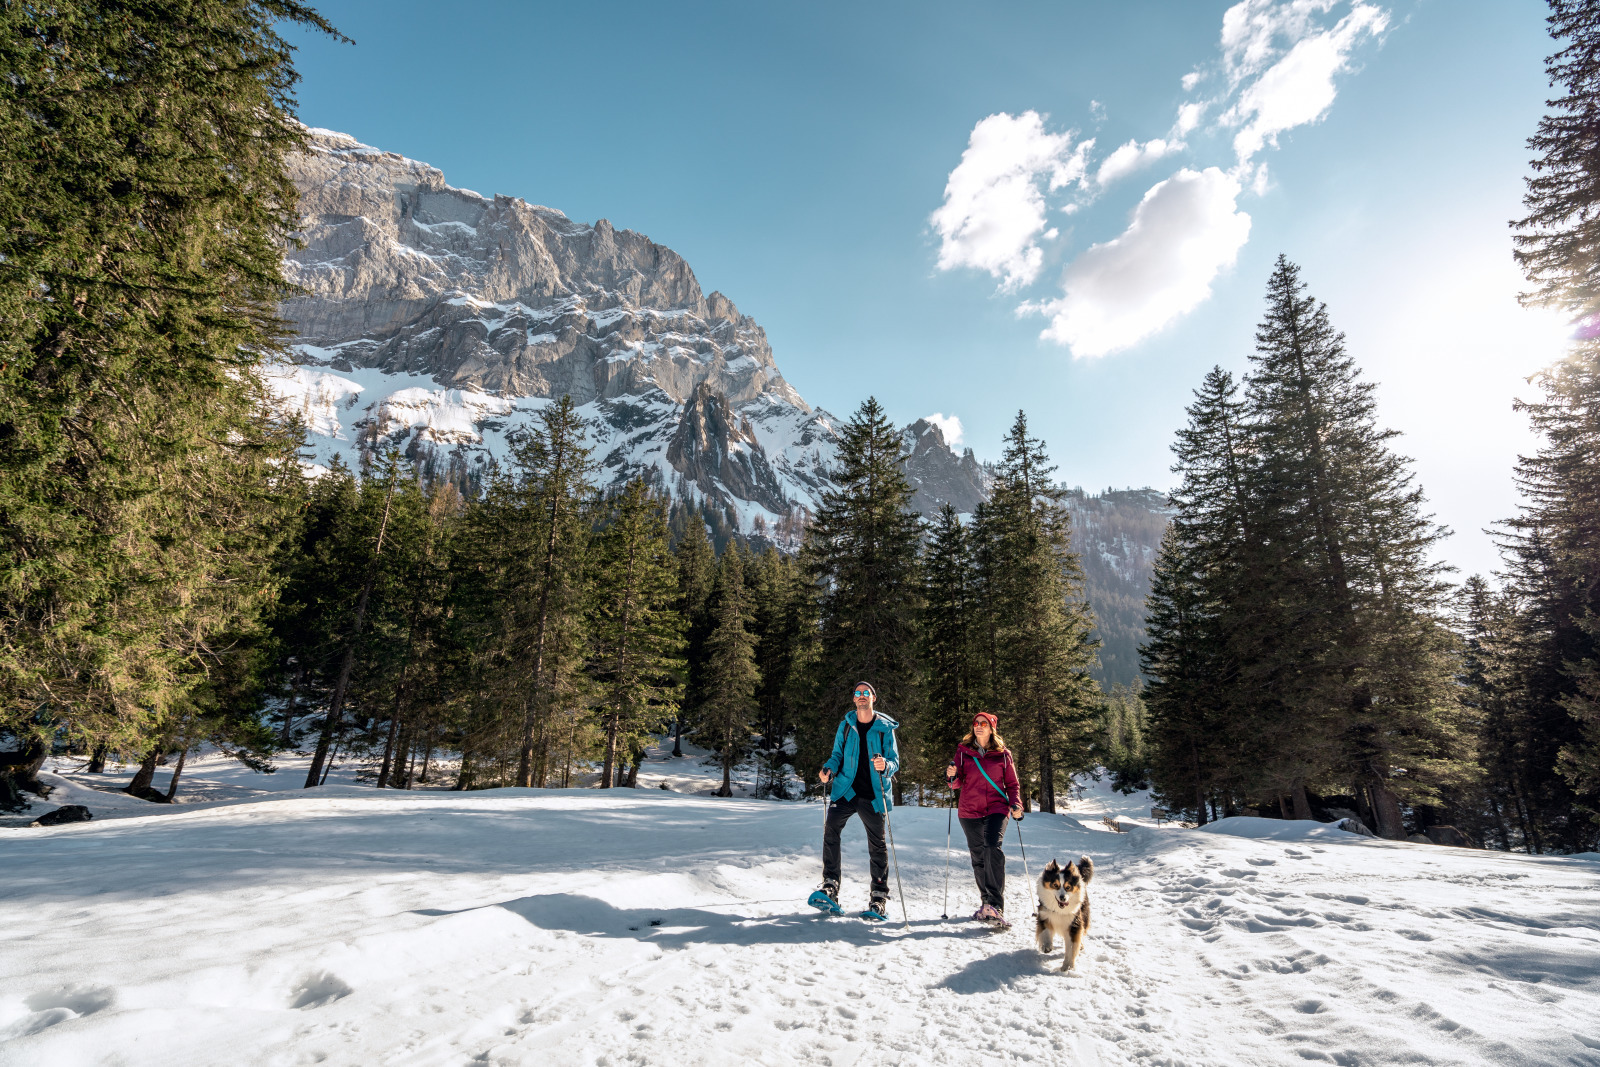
[{"xmin": 1078, "ymin": 855, "xmax": 1094, "ymax": 884}]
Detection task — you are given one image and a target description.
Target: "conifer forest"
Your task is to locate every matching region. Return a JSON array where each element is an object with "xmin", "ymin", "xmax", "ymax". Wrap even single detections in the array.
[{"xmin": 3, "ymin": 0, "xmax": 1600, "ymax": 866}]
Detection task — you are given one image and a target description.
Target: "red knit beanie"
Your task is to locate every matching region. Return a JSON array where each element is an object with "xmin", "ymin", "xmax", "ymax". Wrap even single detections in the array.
[{"xmin": 972, "ymin": 712, "xmax": 998, "ymax": 731}]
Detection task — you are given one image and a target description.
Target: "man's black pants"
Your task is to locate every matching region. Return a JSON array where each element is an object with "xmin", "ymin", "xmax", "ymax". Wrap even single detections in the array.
[
  {"xmin": 960, "ymin": 812, "xmax": 1009, "ymax": 909},
  {"xmin": 822, "ymin": 795, "xmax": 889, "ymax": 896}
]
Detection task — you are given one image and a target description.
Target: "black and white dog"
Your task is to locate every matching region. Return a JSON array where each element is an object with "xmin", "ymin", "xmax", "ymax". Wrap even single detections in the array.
[{"xmin": 1035, "ymin": 856, "xmax": 1093, "ymax": 971}]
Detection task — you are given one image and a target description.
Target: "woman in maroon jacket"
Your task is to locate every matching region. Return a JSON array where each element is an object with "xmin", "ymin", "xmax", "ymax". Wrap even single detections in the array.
[{"xmin": 946, "ymin": 712, "xmax": 1023, "ymax": 925}]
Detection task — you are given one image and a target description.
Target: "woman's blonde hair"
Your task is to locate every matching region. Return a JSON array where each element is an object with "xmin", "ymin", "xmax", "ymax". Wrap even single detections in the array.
[{"xmin": 960, "ymin": 723, "xmax": 1007, "ymax": 753}]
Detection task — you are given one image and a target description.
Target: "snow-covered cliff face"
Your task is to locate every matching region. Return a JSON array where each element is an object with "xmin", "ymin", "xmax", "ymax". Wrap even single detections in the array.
[{"xmin": 268, "ymin": 129, "xmax": 984, "ymax": 531}]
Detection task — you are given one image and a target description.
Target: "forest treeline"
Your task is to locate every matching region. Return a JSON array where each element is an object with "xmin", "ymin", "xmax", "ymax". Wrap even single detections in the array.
[
  {"xmin": 6, "ymin": 0, "xmax": 1600, "ymax": 854},
  {"xmin": 1135, "ymin": 3, "xmax": 1600, "ymax": 853},
  {"xmin": 0, "ymin": 0, "xmax": 1106, "ymax": 815}
]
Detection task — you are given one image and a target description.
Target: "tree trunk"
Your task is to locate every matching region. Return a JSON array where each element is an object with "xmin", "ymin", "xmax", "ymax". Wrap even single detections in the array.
[
  {"xmin": 1291, "ymin": 782, "xmax": 1313, "ymax": 821},
  {"xmin": 601, "ymin": 712, "xmax": 619, "ymax": 789},
  {"xmin": 1369, "ymin": 775, "xmax": 1405, "ymax": 839},
  {"xmin": 86, "ymin": 743, "xmax": 108, "ymax": 775},
  {"xmin": 280, "ymin": 663, "xmax": 304, "ymax": 747},
  {"xmin": 1191, "ymin": 736, "xmax": 1207, "ymax": 826},
  {"xmin": 402, "ymin": 734, "xmax": 420, "ymax": 789},
  {"xmin": 717, "ymin": 748, "xmax": 733, "ymax": 797},
  {"xmin": 165, "ymin": 747, "xmax": 189, "ymax": 801},
  {"xmin": 1036, "ymin": 703, "xmax": 1056, "ymax": 814},
  {"xmin": 377, "ymin": 697, "xmax": 403, "ymax": 789},
  {"xmin": 454, "ymin": 753, "xmax": 472, "ymax": 791},
  {"xmin": 306, "ymin": 476, "xmax": 398, "ymax": 788},
  {"xmin": 625, "ymin": 747, "xmax": 641, "ymax": 788},
  {"xmin": 672, "ymin": 717, "xmax": 684, "ymax": 757},
  {"xmin": 1277, "ymin": 794, "xmax": 1291, "ymax": 819},
  {"xmin": 125, "ymin": 745, "xmax": 163, "ymax": 801},
  {"xmin": 418, "ymin": 725, "xmax": 436, "ymax": 785}
]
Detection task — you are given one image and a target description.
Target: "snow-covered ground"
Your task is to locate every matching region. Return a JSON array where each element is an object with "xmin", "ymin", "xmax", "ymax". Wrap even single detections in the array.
[{"xmin": 3, "ymin": 766, "xmax": 1598, "ymax": 1066}]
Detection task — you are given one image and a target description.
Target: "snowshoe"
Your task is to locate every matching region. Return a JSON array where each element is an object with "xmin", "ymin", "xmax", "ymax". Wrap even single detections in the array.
[
  {"xmin": 978, "ymin": 903, "xmax": 1010, "ymax": 928},
  {"xmin": 860, "ymin": 895, "xmax": 890, "ymax": 922},
  {"xmin": 808, "ymin": 882, "xmax": 842, "ymax": 916}
]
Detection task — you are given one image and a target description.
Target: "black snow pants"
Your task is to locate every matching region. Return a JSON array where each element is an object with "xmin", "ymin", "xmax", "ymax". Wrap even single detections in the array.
[
  {"xmin": 960, "ymin": 812, "xmax": 1009, "ymax": 910},
  {"xmin": 822, "ymin": 795, "xmax": 889, "ymax": 896}
]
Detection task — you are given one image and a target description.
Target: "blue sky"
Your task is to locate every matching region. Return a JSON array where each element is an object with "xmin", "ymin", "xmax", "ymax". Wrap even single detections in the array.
[{"xmin": 287, "ymin": 0, "xmax": 1567, "ymax": 578}]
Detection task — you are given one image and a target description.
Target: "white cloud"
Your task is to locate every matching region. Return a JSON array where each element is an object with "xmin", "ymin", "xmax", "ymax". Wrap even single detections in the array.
[
  {"xmin": 1173, "ymin": 100, "xmax": 1207, "ymax": 138},
  {"xmin": 1220, "ymin": 0, "xmax": 1339, "ymax": 82},
  {"xmin": 1030, "ymin": 168, "xmax": 1251, "ymax": 357},
  {"xmin": 1220, "ymin": 1, "xmax": 1388, "ymax": 161},
  {"xmin": 922, "ymin": 413, "xmax": 964, "ymax": 446},
  {"xmin": 931, "ymin": 111, "xmax": 1091, "ymax": 290},
  {"xmin": 1181, "ymin": 70, "xmax": 1203, "ymax": 91},
  {"xmin": 1095, "ymin": 138, "xmax": 1183, "ymax": 188}
]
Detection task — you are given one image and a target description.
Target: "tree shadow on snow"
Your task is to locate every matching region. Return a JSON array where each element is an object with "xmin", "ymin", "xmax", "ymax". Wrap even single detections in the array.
[
  {"xmin": 475, "ymin": 893, "xmax": 966, "ymax": 950},
  {"xmin": 935, "ymin": 949, "xmax": 1054, "ymax": 994}
]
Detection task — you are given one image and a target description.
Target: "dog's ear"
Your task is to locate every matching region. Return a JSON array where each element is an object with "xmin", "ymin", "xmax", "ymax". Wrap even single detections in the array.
[
  {"xmin": 1078, "ymin": 855, "xmax": 1094, "ymax": 884},
  {"xmin": 1045, "ymin": 858, "xmax": 1059, "ymax": 871}
]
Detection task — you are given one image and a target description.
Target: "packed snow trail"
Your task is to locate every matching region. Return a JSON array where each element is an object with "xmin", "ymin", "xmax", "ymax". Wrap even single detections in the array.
[{"xmin": 3, "ymin": 787, "xmax": 1598, "ymax": 1066}]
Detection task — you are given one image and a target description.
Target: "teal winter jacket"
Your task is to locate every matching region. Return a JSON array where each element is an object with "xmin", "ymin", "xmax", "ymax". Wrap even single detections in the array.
[{"xmin": 822, "ymin": 711, "xmax": 900, "ymax": 813}]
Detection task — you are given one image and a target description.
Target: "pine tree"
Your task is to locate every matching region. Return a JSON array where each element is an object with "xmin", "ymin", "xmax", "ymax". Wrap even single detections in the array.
[
  {"xmin": 797, "ymin": 398, "xmax": 924, "ymax": 799},
  {"xmin": 0, "ymin": 0, "xmax": 339, "ymax": 775},
  {"xmin": 588, "ymin": 480, "xmax": 684, "ymax": 788},
  {"xmin": 1498, "ymin": 354, "xmax": 1600, "ymax": 848},
  {"xmin": 748, "ymin": 546, "xmax": 804, "ymax": 796},
  {"xmin": 506, "ymin": 397, "xmax": 596, "ymax": 787},
  {"xmin": 304, "ymin": 452, "xmax": 408, "ymax": 787},
  {"xmin": 971, "ymin": 412, "xmax": 1099, "ymax": 813},
  {"xmin": 1513, "ymin": 0, "xmax": 1600, "ymax": 323},
  {"xmin": 1141, "ymin": 524, "xmax": 1229, "ymax": 823},
  {"xmin": 1244, "ymin": 256, "xmax": 1458, "ymax": 835},
  {"xmin": 698, "ymin": 547, "xmax": 759, "ymax": 796},
  {"xmin": 673, "ymin": 516, "xmax": 716, "ymax": 757},
  {"xmin": 1142, "ymin": 368, "xmax": 1260, "ymax": 821},
  {"xmin": 922, "ymin": 505, "xmax": 981, "ymax": 777}
]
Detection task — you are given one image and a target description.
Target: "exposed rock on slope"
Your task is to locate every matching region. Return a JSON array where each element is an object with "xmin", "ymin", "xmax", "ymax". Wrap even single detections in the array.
[{"xmin": 269, "ymin": 128, "xmax": 985, "ymax": 530}]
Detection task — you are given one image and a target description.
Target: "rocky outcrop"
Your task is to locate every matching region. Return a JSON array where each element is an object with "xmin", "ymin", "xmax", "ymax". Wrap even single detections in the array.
[
  {"xmin": 271, "ymin": 129, "xmax": 990, "ymax": 537},
  {"xmin": 900, "ymin": 419, "xmax": 989, "ymax": 516},
  {"xmin": 283, "ymin": 129, "xmax": 801, "ymax": 410},
  {"xmin": 667, "ymin": 384, "xmax": 790, "ymax": 515}
]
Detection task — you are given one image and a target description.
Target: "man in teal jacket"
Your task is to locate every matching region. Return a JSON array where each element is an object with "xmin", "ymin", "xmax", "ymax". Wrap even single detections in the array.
[{"xmin": 811, "ymin": 681, "xmax": 900, "ymax": 917}]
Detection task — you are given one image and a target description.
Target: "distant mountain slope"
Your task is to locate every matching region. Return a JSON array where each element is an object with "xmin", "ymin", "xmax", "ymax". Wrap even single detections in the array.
[
  {"xmin": 1067, "ymin": 487, "xmax": 1172, "ymax": 686},
  {"xmin": 266, "ymin": 130, "xmax": 1166, "ymax": 668},
  {"xmin": 268, "ymin": 129, "xmax": 986, "ymax": 534}
]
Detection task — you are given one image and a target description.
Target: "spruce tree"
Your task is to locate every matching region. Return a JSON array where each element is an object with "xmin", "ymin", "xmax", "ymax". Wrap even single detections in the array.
[
  {"xmin": 507, "ymin": 397, "xmax": 596, "ymax": 787},
  {"xmin": 971, "ymin": 412, "xmax": 1099, "ymax": 813},
  {"xmin": 0, "ymin": 0, "xmax": 339, "ymax": 771},
  {"xmin": 1513, "ymin": 0, "xmax": 1600, "ymax": 323},
  {"xmin": 797, "ymin": 398, "xmax": 924, "ymax": 798},
  {"xmin": 673, "ymin": 517, "xmax": 716, "ymax": 757},
  {"xmin": 749, "ymin": 546, "xmax": 804, "ymax": 796},
  {"xmin": 698, "ymin": 546, "xmax": 759, "ymax": 796},
  {"xmin": 1244, "ymin": 256, "xmax": 1458, "ymax": 834},
  {"xmin": 1141, "ymin": 524, "xmax": 1228, "ymax": 823},
  {"xmin": 922, "ymin": 505, "xmax": 981, "ymax": 776},
  {"xmin": 588, "ymin": 479, "xmax": 684, "ymax": 788},
  {"xmin": 1498, "ymin": 355, "xmax": 1600, "ymax": 848}
]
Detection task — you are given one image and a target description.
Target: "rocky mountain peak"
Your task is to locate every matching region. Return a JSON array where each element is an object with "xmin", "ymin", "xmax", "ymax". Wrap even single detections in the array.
[{"xmin": 268, "ymin": 129, "xmax": 984, "ymax": 539}]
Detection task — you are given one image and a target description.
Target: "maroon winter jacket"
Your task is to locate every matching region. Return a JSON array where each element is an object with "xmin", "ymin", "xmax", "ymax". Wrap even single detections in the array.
[{"xmin": 950, "ymin": 744, "xmax": 1021, "ymax": 819}]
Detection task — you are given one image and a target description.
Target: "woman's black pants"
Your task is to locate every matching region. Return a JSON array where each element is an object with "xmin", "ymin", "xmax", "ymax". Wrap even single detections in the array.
[{"xmin": 959, "ymin": 812, "xmax": 1009, "ymax": 910}]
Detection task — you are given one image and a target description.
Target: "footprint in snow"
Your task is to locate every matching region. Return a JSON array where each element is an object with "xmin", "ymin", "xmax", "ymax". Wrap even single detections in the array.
[
  {"xmin": 289, "ymin": 971, "xmax": 353, "ymax": 1010},
  {"xmin": 3, "ymin": 984, "xmax": 116, "ymax": 1039}
]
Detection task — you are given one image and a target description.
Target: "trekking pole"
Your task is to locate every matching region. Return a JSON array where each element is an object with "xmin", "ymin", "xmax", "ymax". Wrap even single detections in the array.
[
  {"xmin": 941, "ymin": 802, "xmax": 953, "ymax": 920},
  {"xmin": 879, "ymin": 770, "xmax": 911, "ymax": 931},
  {"xmin": 1012, "ymin": 810, "xmax": 1032, "ymax": 932}
]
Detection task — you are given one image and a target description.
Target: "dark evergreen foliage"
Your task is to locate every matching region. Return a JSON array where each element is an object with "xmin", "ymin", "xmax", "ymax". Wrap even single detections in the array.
[{"xmin": 0, "ymin": 1, "xmax": 340, "ymax": 773}]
